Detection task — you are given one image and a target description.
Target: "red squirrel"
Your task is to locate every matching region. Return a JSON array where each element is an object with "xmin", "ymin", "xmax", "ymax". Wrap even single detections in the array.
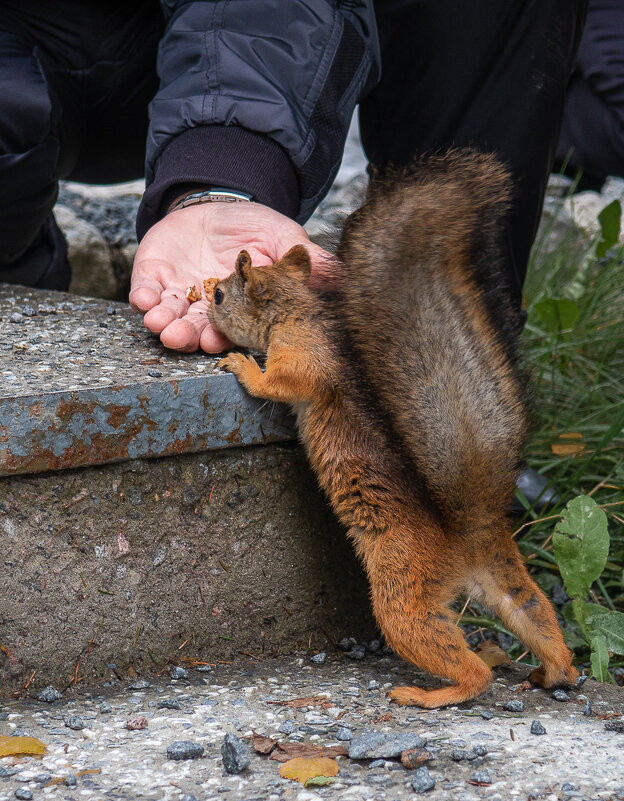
[{"xmin": 205, "ymin": 150, "xmax": 577, "ymax": 707}]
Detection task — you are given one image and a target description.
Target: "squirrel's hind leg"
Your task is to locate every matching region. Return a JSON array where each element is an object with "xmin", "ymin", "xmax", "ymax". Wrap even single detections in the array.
[
  {"xmin": 472, "ymin": 536, "xmax": 577, "ymax": 688},
  {"xmin": 359, "ymin": 527, "xmax": 492, "ymax": 708}
]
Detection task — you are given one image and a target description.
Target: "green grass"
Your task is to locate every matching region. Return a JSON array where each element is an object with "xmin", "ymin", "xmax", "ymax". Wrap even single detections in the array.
[{"xmin": 461, "ymin": 197, "xmax": 624, "ymax": 678}]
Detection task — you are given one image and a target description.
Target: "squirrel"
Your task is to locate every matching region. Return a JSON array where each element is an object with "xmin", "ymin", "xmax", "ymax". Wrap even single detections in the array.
[{"xmin": 205, "ymin": 149, "xmax": 577, "ymax": 708}]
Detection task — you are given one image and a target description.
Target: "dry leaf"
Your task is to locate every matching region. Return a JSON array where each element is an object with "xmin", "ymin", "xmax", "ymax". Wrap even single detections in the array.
[
  {"xmin": 0, "ymin": 734, "xmax": 46, "ymax": 757},
  {"xmin": 125, "ymin": 716, "xmax": 148, "ymax": 730},
  {"xmin": 266, "ymin": 695, "xmax": 334, "ymax": 710},
  {"xmin": 401, "ymin": 747, "xmax": 432, "ymax": 769},
  {"xmin": 474, "ymin": 641, "xmax": 512, "ymax": 668},
  {"xmin": 551, "ymin": 432, "xmax": 585, "ymax": 457},
  {"xmin": 373, "ymin": 712, "xmax": 393, "ymax": 723},
  {"xmin": 251, "ymin": 732, "xmax": 277, "ymax": 755},
  {"xmin": 269, "ymin": 742, "xmax": 347, "ymax": 763},
  {"xmin": 279, "ymin": 756, "xmax": 339, "ymax": 784}
]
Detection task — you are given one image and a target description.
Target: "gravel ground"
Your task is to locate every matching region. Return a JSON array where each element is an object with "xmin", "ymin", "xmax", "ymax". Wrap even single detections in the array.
[{"xmin": 1, "ymin": 655, "xmax": 623, "ymax": 801}]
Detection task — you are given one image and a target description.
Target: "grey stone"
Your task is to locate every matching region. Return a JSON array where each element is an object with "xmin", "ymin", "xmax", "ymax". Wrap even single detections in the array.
[
  {"xmin": 65, "ymin": 775, "xmax": 77, "ymax": 787},
  {"xmin": 99, "ymin": 702, "xmax": 112, "ymax": 714},
  {"xmin": 411, "ymin": 766, "xmax": 435, "ymax": 794},
  {"xmin": 349, "ymin": 731, "xmax": 425, "ymax": 759},
  {"xmin": 311, "ymin": 652, "xmax": 327, "ymax": 664},
  {"xmin": 583, "ymin": 700, "xmax": 592, "ymax": 716},
  {"xmin": 336, "ymin": 726, "xmax": 353, "ymax": 741},
  {"xmin": 37, "ymin": 685, "xmax": 62, "ymax": 703},
  {"xmin": 181, "ymin": 796, "xmax": 199, "ymax": 801},
  {"xmin": 450, "ymin": 750, "xmax": 477, "ymax": 762},
  {"xmin": 552, "ymin": 689, "xmax": 571, "ymax": 702},
  {"xmin": 278, "ymin": 720, "xmax": 296, "ymax": 735},
  {"xmin": 158, "ymin": 699, "xmax": 181, "ymax": 710},
  {"xmin": 22, "ymin": 305, "xmax": 37, "ymax": 317},
  {"xmin": 481, "ymin": 710, "xmax": 493, "ymax": 720},
  {"xmin": 531, "ymin": 720, "xmax": 547, "ymax": 736},
  {"xmin": 503, "ymin": 699, "xmax": 524, "ymax": 713},
  {"xmin": 171, "ymin": 666, "xmax": 189, "ymax": 680},
  {"xmin": 471, "ymin": 769, "xmax": 492, "ymax": 784},
  {"xmin": 561, "ymin": 783, "xmax": 579, "ymax": 792},
  {"xmin": 473, "ymin": 745, "xmax": 488, "ymax": 757},
  {"xmin": 605, "ymin": 720, "xmax": 624, "ymax": 733},
  {"xmin": 369, "ymin": 759, "xmax": 387, "ymax": 769},
  {"xmin": 368, "ymin": 680, "xmax": 380, "ymax": 690},
  {"xmin": 9, "ymin": 312, "xmax": 23, "ymax": 323},
  {"xmin": 221, "ymin": 733, "xmax": 250, "ymax": 774},
  {"xmin": 15, "ymin": 790, "xmax": 33, "ymax": 800},
  {"xmin": 167, "ymin": 740, "xmax": 205, "ymax": 761},
  {"xmin": 65, "ymin": 716, "xmax": 85, "ymax": 730},
  {"xmin": 338, "ymin": 637, "xmax": 357, "ymax": 651},
  {"xmin": 128, "ymin": 680, "xmax": 150, "ymax": 690}
]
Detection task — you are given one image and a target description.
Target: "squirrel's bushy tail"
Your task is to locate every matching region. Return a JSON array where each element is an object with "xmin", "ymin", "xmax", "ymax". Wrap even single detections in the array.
[{"xmin": 336, "ymin": 149, "xmax": 526, "ymax": 529}]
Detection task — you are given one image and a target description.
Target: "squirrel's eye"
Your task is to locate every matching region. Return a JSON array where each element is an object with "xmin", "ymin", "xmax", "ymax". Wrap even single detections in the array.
[{"xmin": 214, "ymin": 288, "xmax": 224, "ymax": 305}]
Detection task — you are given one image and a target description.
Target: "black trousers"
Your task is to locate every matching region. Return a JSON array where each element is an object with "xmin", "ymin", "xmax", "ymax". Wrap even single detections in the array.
[
  {"xmin": 0, "ymin": 0, "xmax": 163, "ymax": 289},
  {"xmin": 0, "ymin": 0, "xmax": 586, "ymax": 303},
  {"xmin": 360, "ymin": 0, "xmax": 588, "ymax": 309}
]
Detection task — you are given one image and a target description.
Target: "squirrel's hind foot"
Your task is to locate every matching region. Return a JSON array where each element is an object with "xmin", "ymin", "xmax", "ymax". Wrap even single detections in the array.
[
  {"xmin": 388, "ymin": 672, "xmax": 492, "ymax": 709},
  {"xmin": 529, "ymin": 663, "xmax": 578, "ymax": 688}
]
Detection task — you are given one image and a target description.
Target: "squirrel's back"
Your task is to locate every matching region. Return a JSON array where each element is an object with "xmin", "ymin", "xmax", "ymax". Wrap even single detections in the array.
[{"xmin": 335, "ymin": 150, "xmax": 527, "ymax": 528}]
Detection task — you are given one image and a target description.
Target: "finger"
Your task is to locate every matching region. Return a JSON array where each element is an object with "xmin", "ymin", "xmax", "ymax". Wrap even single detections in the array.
[
  {"xmin": 158, "ymin": 306, "xmax": 211, "ymax": 352},
  {"xmin": 129, "ymin": 276, "xmax": 166, "ymax": 313},
  {"xmin": 142, "ymin": 291, "xmax": 191, "ymax": 334},
  {"xmin": 199, "ymin": 323, "xmax": 231, "ymax": 354}
]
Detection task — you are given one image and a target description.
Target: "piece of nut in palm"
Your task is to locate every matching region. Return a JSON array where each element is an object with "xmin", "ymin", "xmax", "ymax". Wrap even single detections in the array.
[{"xmin": 185, "ymin": 285, "xmax": 202, "ymax": 302}]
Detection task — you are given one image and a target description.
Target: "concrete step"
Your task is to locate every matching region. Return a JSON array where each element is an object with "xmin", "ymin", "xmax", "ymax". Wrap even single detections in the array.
[{"xmin": 0, "ymin": 285, "xmax": 372, "ymax": 691}]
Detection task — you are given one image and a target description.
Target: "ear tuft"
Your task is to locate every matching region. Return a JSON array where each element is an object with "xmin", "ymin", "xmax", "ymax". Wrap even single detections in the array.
[
  {"xmin": 280, "ymin": 244, "xmax": 312, "ymax": 283},
  {"xmin": 235, "ymin": 250, "xmax": 253, "ymax": 283}
]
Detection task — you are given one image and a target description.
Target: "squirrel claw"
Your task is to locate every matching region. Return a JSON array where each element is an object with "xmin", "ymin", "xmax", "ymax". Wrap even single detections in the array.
[{"xmin": 218, "ymin": 353, "xmax": 246, "ymax": 374}]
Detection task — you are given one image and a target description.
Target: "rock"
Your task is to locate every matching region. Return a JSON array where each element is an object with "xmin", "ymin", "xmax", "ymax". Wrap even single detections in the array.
[
  {"xmin": 346, "ymin": 645, "xmax": 366, "ymax": 660},
  {"xmin": 128, "ymin": 680, "xmax": 150, "ymax": 690},
  {"xmin": 100, "ymin": 702, "xmax": 112, "ymax": 714},
  {"xmin": 605, "ymin": 720, "xmax": 624, "ymax": 733},
  {"xmin": 221, "ymin": 732, "xmax": 250, "ymax": 774},
  {"xmin": 171, "ymin": 666, "xmax": 189, "ymax": 680},
  {"xmin": 471, "ymin": 769, "xmax": 492, "ymax": 784},
  {"xmin": 367, "ymin": 640, "xmax": 381, "ymax": 653},
  {"xmin": 338, "ymin": 637, "xmax": 357, "ymax": 652},
  {"xmin": 576, "ymin": 675, "xmax": 588, "ymax": 687},
  {"xmin": 37, "ymin": 685, "xmax": 62, "ymax": 703},
  {"xmin": 311, "ymin": 652, "xmax": 327, "ymax": 665},
  {"xmin": 15, "ymin": 789, "xmax": 33, "ymax": 800},
  {"xmin": 336, "ymin": 726, "xmax": 353, "ymax": 741},
  {"xmin": 349, "ymin": 731, "xmax": 425, "ymax": 759},
  {"xmin": 9, "ymin": 312, "xmax": 23, "ymax": 323},
  {"xmin": 22, "ymin": 305, "xmax": 37, "ymax": 317},
  {"xmin": 450, "ymin": 750, "xmax": 476, "ymax": 762},
  {"xmin": 552, "ymin": 689, "xmax": 570, "ymax": 702},
  {"xmin": 167, "ymin": 740, "xmax": 205, "ymax": 761},
  {"xmin": 530, "ymin": 720, "xmax": 547, "ymax": 736},
  {"xmin": 411, "ymin": 766, "xmax": 435, "ymax": 794},
  {"xmin": 368, "ymin": 680, "xmax": 380, "ymax": 690},
  {"xmin": 473, "ymin": 745, "xmax": 488, "ymax": 757},
  {"xmin": 65, "ymin": 716, "xmax": 84, "ymax": 730},
  {"xmin": 561, "ymin": 782, "xmax": 579, "ymax": 792},
  {"xmin": 369, "ymin": 759, "xmax": 387, "ymax": 769},
  {"xmin": 54, "ymin": 205, "xmax": 118, "ymax": 300},
  {"xmin": 400, "ymin": 747, "xmax": 432, "ymax": 769},
  {"xmin": 503, "ymin": 699, "xmax": 524, "ymax": 713},
  {"xmin": 65, "ymin": 775, "xmax": 77, "ymax": 787},
  {"xmin": 583, "ymin": 700, "xmax": 592, "ymax": 716},
  {"xmin": 157, "ymin": 699, "xmax": 181, "ymax": 710},
  {"xmin": 563, "ymin": 191, "xmax": 624, "ymax": 243},
  {"xmin": 481, "ymin": 710, "xmax": 493, "ymax": 720},
  {"xmin": 278, "ymin": 720, "xmax": 296, "ymax": 735}
]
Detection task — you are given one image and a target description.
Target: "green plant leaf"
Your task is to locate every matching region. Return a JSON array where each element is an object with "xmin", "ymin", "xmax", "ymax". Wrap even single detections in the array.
[
  {"xmin": 553, "ymin": 496, "xmax": 609, "ymax": 599},
  {"xmin": 587, "ymin": 610, "xmax": 624, "ymax": 655},
  {"xmin": 305, "ymin": 776, "xmax": 338, "ymax": 787},
  {"xmin": 531, "ymin": 297, "xmax": 580, "ymax": 333},
  {"xmin": 596, "ymin": 199, "xmax": 622, "ymax": 258},
  {"xmin": 589, "ymin": 633, "xmax": 609, "ymax": 681}
]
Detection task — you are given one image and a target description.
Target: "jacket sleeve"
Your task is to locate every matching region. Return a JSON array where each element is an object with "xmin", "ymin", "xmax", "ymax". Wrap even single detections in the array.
[{"xmin": 136, "ymin": 0, "xmax": 379, "ymax": 239}]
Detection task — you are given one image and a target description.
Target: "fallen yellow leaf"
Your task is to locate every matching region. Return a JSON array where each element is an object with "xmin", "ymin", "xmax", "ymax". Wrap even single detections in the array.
[
  {"xmin": 0, "ymin": 734, "xmax": 46, "ymax": 757},
  {"xmin": 551, "ymin": 432, "xmax": 585, "ymax": 457},
  {"xmin": 279, "ymin": 756, "xmax": 339, "ymax": 785}
]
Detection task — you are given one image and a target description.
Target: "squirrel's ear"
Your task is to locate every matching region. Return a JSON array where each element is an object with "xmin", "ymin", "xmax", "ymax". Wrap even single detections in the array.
[
  {"xmin": 280, "ymin": 245, "xmax": 312, "ymax": 283},
  {"xmin": 235, "ymin": 250, "xmax": 253, "ymax": 283}
]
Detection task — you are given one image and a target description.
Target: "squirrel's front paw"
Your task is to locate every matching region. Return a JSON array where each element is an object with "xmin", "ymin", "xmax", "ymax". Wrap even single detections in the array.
[{"xmin": 218, "ymin": 352, "xmax": 248, "ymax": 375}]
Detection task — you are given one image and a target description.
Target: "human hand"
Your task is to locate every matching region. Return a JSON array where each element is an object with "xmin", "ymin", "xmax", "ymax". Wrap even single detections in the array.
[{"xmin": 130, "ymin": 202, "xmax": 331, "ymax": 353}]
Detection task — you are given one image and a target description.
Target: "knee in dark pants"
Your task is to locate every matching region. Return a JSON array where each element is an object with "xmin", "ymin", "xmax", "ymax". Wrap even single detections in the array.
[{"xmin": 0, "ymin": 28, "xmax": 69, "ymax": 288}]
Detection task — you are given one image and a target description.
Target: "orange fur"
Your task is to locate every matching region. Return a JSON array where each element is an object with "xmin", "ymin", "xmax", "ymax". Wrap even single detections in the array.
[{"xmin": 207, "ymin": 153, "xmax": 577, "ymax": 707}]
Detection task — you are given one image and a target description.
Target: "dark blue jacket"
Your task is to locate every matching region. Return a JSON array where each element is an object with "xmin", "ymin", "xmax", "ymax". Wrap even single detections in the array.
[{"xmin": 136, "ymin": 0, "xmax": 380, "ymax": 238}]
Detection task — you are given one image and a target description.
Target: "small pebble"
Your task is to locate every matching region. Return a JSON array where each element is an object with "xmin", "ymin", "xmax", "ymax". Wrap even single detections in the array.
[
  {"xmin": 278, "ymin": 720, "xmax": 296, "ymax": 735},
  {"xmin": 107, "ymin": 306, "xmax": 116, "ymax": 315},
  {"xmin": 15, "ymin": 790, "xmax": 33, "ymax": 800},
  {"xmin": 336, "ymin": 727, "xmax": 353, "ymax": 741},
  {"xmin": 503, "ymin": 699, "xmax": 524, "ymax": 713},
  {"xmin": 221, "ymin": 733, "xmax": 250, "ymax": 774},
  {"xmin": 22, "ymin": 305, "xmax": 37, "ymax": 317},
  {"xmin": 473, "ymin": 745, "xmax": 488, "ymax": 757},
  {"xmin": 552, "ymin": 689, "xmax": 570, "ymax": 702},
  {"xmin": 605, "ymin": 720, "xmax": 624, "ymax": 733},
  {"xmin": 9, "ymin": 312, "xmax": 23, "ymax": 323},
  {"xmin": 100, "ymin": 702, "xmax": 112, "ymax": 714},
  {"xmin": 65, "ymin": 775, "xmax": 77, "ymax": 787},
  {"xmin": 369, "ymin": 759, "xmax": 386, "ymax": 769},
  {"xmin": 411, "ymin": 766, "xmax": 435, "ymax": 794},
  {"xmin": 311, "ymin": 652, "xmax": 327, "ymax": 665},
  {"xmin": 167, "ymin": 741, "xmax": 205, "ymax": 761},
  {"xmin": 181, "ymin": 796, "xmax": 198, "ymax": 801},
  {"xmin": 471, "ymin": 769, "xmax": 492, "ymax": 784},
  {"xmin": 196, "ymin": 665, "xmax": 212, "ymax": 673},
  {"xmin": 148, "ymin": 369, "xmax": 163, "ymax": 378},
  {"xmin": 576, "ymin": 674, "xmax": 588, "ymax": 687},
  {"xmin": 126, "ymin": 716, "xmax": 148, "ymax": 730},
  {"xmin": 561, "ymin": 783, "xmax": 579, "ymax": 792},
  {"xmin": 37, "ymin": 685, "xmax": 62, "ymax": 703},
  {"xmin": 450, "ymin": 749, "xmax": 476, "ymax": 762},
  {"xmin": 346, "ymin": 646, "xmax": 366, "ymax": 661},
  {"xmin": 158, "ymin": 699, "xmax": 181, "ymax": 710},
  {"xmin": 481, "ymin": 710, "xmax": 493, "ymax": 720},
  {"xmin": 400, "ymin": 747, "xmax": 432, "ymax": 769},
  {"xmin": 583, "ymin": 700, "xmax": 592, "ymax": 717},
  {"xmin": 368, "ymin": 680, "xmax": 380, "ymax": 690},
  {"xmin": 530, "ymin": 720, "xmax": 547, "ymax": 736},
  {"xmin": 65, "ymin": 716, "xmax": 84, "ymax": 730},
  {"xmin": 367, "ymin": 639, "xmax": 381, "ymax": 653},
  {"xmin": 338, "ymin": 637, "xmax": 357, "ymax": 651},
  {"xmin": 171, "ymin": 666, "xmax": 189, "ymax": 680},
  {"xmin": 349, "ymin": 731, "xmax": 424, "ymax": 759},
  {"xmin": 128, "ymin": 680, "xmax": 150, "ymax": 690}
]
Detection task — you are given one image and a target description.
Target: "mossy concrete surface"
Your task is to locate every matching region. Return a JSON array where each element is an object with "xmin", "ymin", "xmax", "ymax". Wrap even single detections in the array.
[{"xmin": 1, "ymin": 445, "xmax": 373, "ymax": 692}]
